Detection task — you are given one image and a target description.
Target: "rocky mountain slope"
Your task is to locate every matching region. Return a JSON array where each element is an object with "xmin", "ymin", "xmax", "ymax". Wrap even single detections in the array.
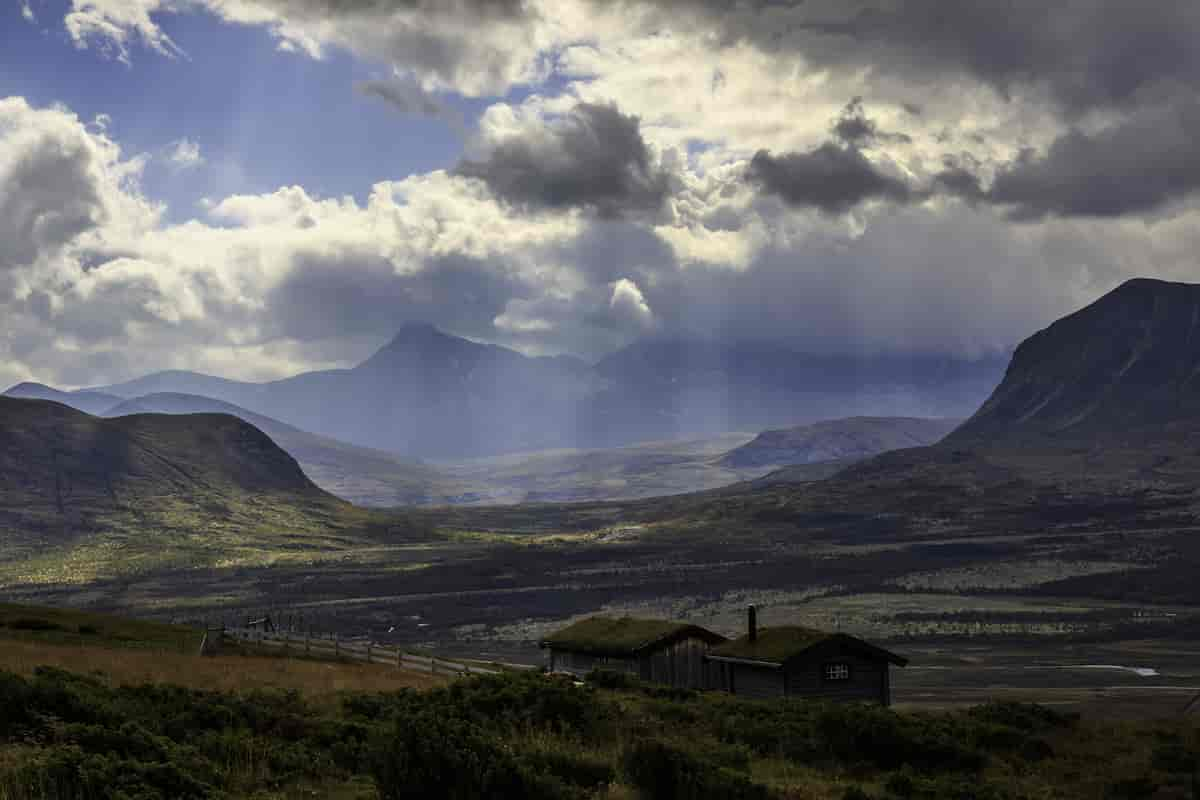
[{"xmin": 951, "ymin": 278, "xmax": 1200, "ymax": 442}]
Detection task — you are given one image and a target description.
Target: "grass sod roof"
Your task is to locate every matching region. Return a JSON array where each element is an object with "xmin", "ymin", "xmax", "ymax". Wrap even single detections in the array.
[
  {"xmin": 541, "ymin": 616, "xmax": 726, "ymax": 657},
  {"xmin": 709, "ymin": 626, "xmax": 908, "ymax": 667}
]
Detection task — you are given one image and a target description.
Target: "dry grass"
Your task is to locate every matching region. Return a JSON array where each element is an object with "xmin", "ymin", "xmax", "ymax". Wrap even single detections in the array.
[{"xmin": 0, "ymin": 637, "xmax": 446, "ymax": 696}]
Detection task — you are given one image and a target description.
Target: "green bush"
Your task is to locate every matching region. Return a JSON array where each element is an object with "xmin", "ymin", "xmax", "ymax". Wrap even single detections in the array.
[
  {"xmin": 621, "ymin": 739, "xmax": 770, "ymax": 800},
  {"xmin": 7, "ymin": 617, "xmax": 65, "ymax": 632},
  {"xmin": 1105, "ymin": 776, "xmax": 1157, "ymax": 800},
  {"xmin": 1151, "ymin": 740, "xmax": 1198, "ymax": 774},
  {"xmin": 965, "ymin": 702, "xmax": 1076, "ymax": 732},
  {"xmin": 521, "ymin": 745, "xmax": 615, "ymax": 791},
  {"xmin": 586, "ymin": 669, "xmax": 641, "ymax": 690},
  {"xmin": 370, "ymin": 711, "xmax": 572, "ymax": 800}
]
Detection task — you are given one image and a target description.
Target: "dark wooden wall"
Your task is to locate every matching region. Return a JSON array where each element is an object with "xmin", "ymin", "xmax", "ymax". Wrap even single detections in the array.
[
  {"xmin": 639, "ymin": 636, "xmax": 712, "ymax": 689},
  {"xmin": 547, "ymin": 635, "xmax": 718, "ymax": 688},
  {"xmin": 547, "ymin": 650, "xmax": 638, "ymax": 677},
  {"xmin": 714, "ymin": 643, "xmax": 893, "ymax": 704}
]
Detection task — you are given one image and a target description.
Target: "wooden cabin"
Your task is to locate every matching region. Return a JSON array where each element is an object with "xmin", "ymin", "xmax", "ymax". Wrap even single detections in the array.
[
  {"xmin": 540, "ymin": 616, "xmax": 727, "ymax": 689},
  {"xmin": 705, "ymin": 606, "xmax": 907, "ymax": 704}
]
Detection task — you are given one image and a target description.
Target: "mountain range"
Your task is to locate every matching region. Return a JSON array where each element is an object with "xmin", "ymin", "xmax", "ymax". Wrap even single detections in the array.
[
  {"xmin": 13, "ymin": 324, "xmax": 1003, "ymax": 460},
  {"xmin": 3, "ymin": 377, "xmax": 965, "ymax": 507},
  {"xmin": 4, "ymin": 277, "xmax": 1200, "ymax": 615}
]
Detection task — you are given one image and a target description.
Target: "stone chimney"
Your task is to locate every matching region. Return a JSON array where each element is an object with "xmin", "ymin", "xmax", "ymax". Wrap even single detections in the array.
[{"xmin": 747, "ymin": 604, "xmax": 758, "ymax": 642}]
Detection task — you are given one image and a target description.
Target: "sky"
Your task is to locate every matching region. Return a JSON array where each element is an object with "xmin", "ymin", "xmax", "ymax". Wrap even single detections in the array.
[{"xmin": 4, "ymin": 0, "xmax": 1200, "ymax": 387}]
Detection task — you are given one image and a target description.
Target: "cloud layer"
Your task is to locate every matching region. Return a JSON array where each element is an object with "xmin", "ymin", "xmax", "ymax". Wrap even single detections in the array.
[{"xmin": 7, "ymin": 1, "xmax": 1200, "ymax": 391}]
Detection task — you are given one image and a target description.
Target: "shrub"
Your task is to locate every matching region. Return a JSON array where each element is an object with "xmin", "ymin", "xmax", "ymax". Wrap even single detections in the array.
[
  {"xmin": 814, "ymin": 704, "xmax": 984, "ymax": 772},
  {"xmin": 8, "ymin": 617, "xmax": 65, "ymax": 632},
  {"xmin": 587, "ymin": 669, "xmax": 641, "ymax": 690},
  {"xmin": 621, "ymin": 739, "xmax": 770, "ymax": 800},
  {"xmin": 370, "ymin": 710, "xmax": 571, "ymax": 800},
  {"xmin": 522, "ymin": 746, "xmax": 615, "ymax": 791},
  {"xmin": 1151, "ymin": 740, "xmax": 1198, "ymax": 774},
  {"xmin": 966, "ymin": 703, "xmax": 1076, "ymax": 733},
  {"xmin": 1105, "ymin": 776, "xmax": 1157, "ymax": 800}
]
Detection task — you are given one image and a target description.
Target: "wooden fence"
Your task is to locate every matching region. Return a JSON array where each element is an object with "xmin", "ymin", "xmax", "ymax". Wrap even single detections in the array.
[{"xmin": 218, "ymin": 627, "xmax": 529, "ymax": 677}]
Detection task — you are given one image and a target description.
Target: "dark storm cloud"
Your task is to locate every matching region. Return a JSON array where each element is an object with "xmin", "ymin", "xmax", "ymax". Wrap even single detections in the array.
[
  {"xmin": 456, "ymin": 102, "xmax": 674, "ymax": 218},
  {"xmin": 747, "ymin": 143, "xmax": 913, "ymax": 214},
  {"xmin": 986, "ymin": 103, "xmax": 1200, "ymax": 219},
  {"xmin": 933, "ymin": 158, "xmax": 986, "ymax": 205},
  {"xmin": 265, "ymin": 251, "xmax": 529, "ymax": 343},
  {"xmin": 831, "ymin": 97, "xmax": 910, "ymax": 147},
  {"xmin": 622, "ymin": 1, "xmax": 1200, "ymax": 115},
  {"xmin": 928, "ymin": 104, "xmax": 1200, "ymax": 220}
]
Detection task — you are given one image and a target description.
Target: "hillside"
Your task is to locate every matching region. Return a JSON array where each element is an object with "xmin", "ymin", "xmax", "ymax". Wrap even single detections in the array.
[
  {"xmin": 720, "ymin": 416, "xmax": 961, "ymax": 468},
  {"xmin": 72, "ymin": 325, "xmax": 1005, "ymax": 459},
  {"xmin": 0, "ymin": 398, "xmax": 404, "ymax": 584},
  {"xmin": 951, "ymin": 278, "xmax": 1200, "ymax": 442},
  {"xmin": 104, "ymin": 393, "xmax": 458, "ymax": 507}
]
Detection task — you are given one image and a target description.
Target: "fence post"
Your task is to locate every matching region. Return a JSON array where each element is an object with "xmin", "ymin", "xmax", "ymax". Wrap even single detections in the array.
[
  {"xmin": 396, "ymin": 648, "xmax": 402, "ymax": 670},
  {"xmin": 305, "ymin": 630, "xmax": 310, "ymax": 656},
  {"xmin": 334, "ymin": 634, "xmax": 339, "ymax": 658},
  {"xmin": 366, "ymin": 643, "xmax": 372, "ymax": 664}
]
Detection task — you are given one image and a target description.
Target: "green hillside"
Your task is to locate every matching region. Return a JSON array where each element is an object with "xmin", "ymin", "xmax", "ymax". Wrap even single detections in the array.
[{"xmin": 0, "ymin": 398, "xmax": 416, "ymax": 585}]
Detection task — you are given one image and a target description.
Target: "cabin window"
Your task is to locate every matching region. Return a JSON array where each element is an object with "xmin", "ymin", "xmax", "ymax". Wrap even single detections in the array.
[{"xmin": 823, "ymin": 662, "xmax": 851, "ymax": 681}]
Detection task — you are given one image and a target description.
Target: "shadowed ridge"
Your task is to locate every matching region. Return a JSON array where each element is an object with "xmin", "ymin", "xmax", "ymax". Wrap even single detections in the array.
[
  {"xmin": 949, "ymin": 278, "xmax": 1200, "ymax": 443},
  {"xmin": 0, "ymin": 396, "xmax": 329, "ymax": 500}
]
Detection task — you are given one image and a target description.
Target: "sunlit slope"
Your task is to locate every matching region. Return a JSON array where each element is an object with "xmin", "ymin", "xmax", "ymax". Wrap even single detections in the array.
[{"xmin": 0, "ymin": 398, "xmax": 415, "ymax": 584}]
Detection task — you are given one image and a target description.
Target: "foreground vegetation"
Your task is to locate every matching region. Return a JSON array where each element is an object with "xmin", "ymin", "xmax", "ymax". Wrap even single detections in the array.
[{"xmin": 0, "ymin": 663, "xmax": 1196, "ymax": 800}]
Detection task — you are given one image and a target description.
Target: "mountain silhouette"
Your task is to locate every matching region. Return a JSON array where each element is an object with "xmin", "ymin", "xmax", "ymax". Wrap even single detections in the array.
[
  {"xmin": 951, "ymin": 278, "xmax": 1200, "ymax": 442},
  {"xmin": 49, "ymin": 326, "xmax": 1006, "ymax": 459}
]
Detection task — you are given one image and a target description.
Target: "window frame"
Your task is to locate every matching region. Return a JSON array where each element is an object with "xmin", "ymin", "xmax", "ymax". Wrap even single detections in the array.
[{"xmin": 822, "ymin": 661, "xmax": 852, "ymax": 682}]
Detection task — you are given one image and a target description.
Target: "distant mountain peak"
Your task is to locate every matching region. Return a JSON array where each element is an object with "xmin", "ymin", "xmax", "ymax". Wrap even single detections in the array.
[
  {"xmin": 394, "ymin": 320, "xmax": 441, "ymax": 335},
  {"xmin": 5, "ymin": 381, "xmax": 53, "ymax": 393}
]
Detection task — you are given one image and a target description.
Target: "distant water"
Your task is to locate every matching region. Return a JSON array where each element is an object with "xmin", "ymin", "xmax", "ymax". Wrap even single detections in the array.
[{"xmin": 1075, "ymin": 665, "xmax": 1159, "ymax": 677}]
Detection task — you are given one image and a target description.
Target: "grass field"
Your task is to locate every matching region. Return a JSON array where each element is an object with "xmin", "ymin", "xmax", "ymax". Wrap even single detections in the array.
[{"xmin": 0, "ymin": 603, "xmax": 443, "ymax": 697}]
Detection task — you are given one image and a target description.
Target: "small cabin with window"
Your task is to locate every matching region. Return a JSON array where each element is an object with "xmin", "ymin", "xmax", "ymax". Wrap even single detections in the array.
[
  {"xmin": 705, "ymin": 608, "xmax": 907, "ymax": 704},
  {"xmin": 540, "ymin": 616, "xmax": 727, "ymax": 689}
]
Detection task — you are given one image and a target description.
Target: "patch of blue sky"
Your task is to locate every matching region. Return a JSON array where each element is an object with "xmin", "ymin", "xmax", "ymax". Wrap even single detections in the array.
[{"xmin": 1, "ymin": 1, "xmax": 528, "ymax": 222}]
